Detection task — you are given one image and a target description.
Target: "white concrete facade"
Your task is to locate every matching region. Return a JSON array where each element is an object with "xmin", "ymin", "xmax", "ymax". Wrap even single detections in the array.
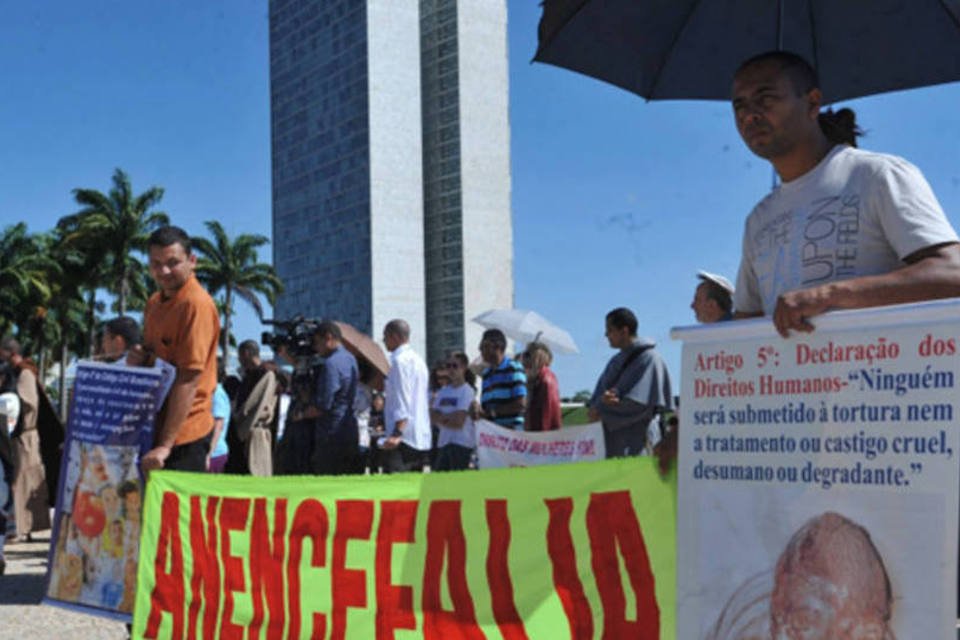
[
  {"xmin": 457, "ymin": 0, "xmax": 513, "ymax": 356},
  {"xmin": 270, "ymin": 0, "xmax": 512, "ymax": 361},
  {"xmin": 367, "ymin": 0, "xmax": 428, "ymax": 357}
]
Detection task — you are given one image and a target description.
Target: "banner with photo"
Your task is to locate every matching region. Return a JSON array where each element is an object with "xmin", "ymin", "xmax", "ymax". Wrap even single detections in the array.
[
  {"xmin": 44, "ymin": 360, "xmax": 173, "ymax": 621},
  {"xmin": 672, "ymin": 300, "xmax": 960, "ymax": 639},
  {"xmin": 132, "ymin": 457, "xmax": 676, "ymax": 639},
  {"xmin": 475, "ymin": 419, "xmax": 605, "ymax": 468}
]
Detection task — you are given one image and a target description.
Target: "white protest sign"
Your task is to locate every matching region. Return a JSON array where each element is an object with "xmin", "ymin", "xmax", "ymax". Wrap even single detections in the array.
[
  {"xmin": 673, "ymin": 300, "xmax": 960, "ymax": 640},
  {"xmin": 475, "ymin": 419, "xmax": 605, "ymax": 468}
]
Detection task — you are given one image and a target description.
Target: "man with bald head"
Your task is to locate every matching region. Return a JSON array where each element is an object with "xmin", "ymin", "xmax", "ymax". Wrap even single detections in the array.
[
  {"xmin": 380, "ymin": 319, "xmax": 431, "ymax": 472},
  {"xmin": 771, "ymin": 512, "xmax": 894, "ymax": 639}
]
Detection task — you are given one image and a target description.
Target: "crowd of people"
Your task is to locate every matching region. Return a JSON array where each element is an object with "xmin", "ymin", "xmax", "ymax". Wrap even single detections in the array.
[{"xmin": 1, "ymin": 53, "xmax": 958, "ymax": 637}]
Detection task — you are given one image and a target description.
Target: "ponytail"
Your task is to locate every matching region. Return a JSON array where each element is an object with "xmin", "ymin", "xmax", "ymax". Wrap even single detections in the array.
[{"xmin": 818, "ymin": 108, "xmax": 863, "ymax": 148}]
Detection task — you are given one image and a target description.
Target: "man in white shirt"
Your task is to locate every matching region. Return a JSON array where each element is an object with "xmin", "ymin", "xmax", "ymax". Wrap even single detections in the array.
[{"xmin": 380, "ymin": 319, "xmax": 431, "ymax": 473}]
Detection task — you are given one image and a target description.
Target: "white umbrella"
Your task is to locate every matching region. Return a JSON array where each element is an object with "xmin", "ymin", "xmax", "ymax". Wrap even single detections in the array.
[{"xmin": 472, "ymin": 309, "xmax": 579, "ymax": 355}]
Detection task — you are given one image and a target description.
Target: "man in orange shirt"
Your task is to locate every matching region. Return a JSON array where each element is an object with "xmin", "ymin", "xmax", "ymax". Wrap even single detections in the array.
[{"xmin": 135, "ymin": 226, "xmax": 220, "ymax": 473}]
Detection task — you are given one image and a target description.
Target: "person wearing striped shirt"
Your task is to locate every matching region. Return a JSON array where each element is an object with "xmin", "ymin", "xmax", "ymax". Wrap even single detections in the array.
[{"xmin": 478, "ymin": 329, "xmax": 527, "ymax": 430}]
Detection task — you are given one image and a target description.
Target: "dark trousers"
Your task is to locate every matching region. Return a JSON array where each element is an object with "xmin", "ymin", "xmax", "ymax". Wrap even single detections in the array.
[
  {"xmin": 382, "ymin": 443, "xmax": 429, "ymax": 474},
  {"xmin": 165, "ymin": 433, "xmax": 212, "ymax": 472},
  {"xmin": 433, "ymin": 444, "xmax": 473, "ymax": 472},
  {"xmin": 275, "ymin": 419, "xmax": 314, "ymax": 475},
  {"xmin": 603, "ymin": 426, "xmax": 646, "ymax": 459},
  {"xmin": 310, "ymin": 434, "xmax": 360, "ymax": 476}
]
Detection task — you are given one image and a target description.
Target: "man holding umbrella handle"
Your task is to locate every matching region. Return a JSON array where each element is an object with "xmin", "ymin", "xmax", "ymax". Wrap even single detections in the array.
[{"xmin": 731, "ymin": 51, "xmax": 960, "ymax": 337}]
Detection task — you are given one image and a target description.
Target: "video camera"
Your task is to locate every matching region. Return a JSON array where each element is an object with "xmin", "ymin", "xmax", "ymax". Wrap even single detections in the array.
[
  {"xmin": 262, "ymin": 316, "xmax": 323, "ymax": 407},
  {"xmin": 261, "ymin": 316, "xmax": 321, "ymax": 360}
]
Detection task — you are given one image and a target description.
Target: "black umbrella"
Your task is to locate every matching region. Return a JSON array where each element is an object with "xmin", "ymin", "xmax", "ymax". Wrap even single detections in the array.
[{"xmin": 535, "ymin": 0, "xmax": 960, "ymax": 104}]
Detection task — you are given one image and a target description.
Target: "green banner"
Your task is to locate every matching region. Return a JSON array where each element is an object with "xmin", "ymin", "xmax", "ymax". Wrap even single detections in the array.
[{"xmin": 133, "ymin": 458, "xmax": 676, "ymax": 639}]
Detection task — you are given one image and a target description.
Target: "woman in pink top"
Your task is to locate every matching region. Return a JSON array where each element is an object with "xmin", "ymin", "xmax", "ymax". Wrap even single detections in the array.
[{"xmin": 522, "ymin": 343, "xmax": 562, "ymax": 431}]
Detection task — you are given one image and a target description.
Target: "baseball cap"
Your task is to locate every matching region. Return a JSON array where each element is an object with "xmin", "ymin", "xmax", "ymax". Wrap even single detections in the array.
[{"xmin": 697, "ymin": 270, "xmax": 734, "ymax": 294}]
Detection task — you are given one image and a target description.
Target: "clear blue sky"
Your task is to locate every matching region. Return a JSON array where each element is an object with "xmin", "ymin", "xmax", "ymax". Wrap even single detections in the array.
[{"xmin": 3, "ymin": 2, "xmax": 959, "ymax": 394}]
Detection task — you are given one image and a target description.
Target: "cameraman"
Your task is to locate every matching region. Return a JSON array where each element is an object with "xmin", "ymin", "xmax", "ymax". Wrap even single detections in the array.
[{"xmin": 291, "ymin": 321, "xmax": 360, "ymax": 476}]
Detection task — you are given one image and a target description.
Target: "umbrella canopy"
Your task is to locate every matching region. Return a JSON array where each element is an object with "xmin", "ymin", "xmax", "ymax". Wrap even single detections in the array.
[
  {"xmin": 334, "ymin": 321, "xmax": 390, "ymax": 377},
  {"xmin": 472, "ymin": 309, "xmax": 580, "ymax": 354},
  {"xmin": 535, "ymin": 0, "xmax": 960, "ymax": 104}
]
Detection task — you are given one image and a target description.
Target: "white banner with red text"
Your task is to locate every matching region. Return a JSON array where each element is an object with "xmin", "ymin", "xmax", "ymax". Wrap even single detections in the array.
[
  {"xmin": 672, "ymin": 299, "xmax": 960, "ymax": 639},
  {"xmin": 475, "ymin": 419, "xmax": 605, "ymax": 468}
]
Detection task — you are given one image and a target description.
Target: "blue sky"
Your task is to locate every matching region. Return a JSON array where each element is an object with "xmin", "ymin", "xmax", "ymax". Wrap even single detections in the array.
[{"xmin": 3, "ymin": 2, "xmax": 959, "ymax": 394}]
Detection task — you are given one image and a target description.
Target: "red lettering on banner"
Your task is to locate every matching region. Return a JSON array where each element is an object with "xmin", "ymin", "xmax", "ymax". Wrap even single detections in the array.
[
  {"xmin": 422, "ymin": 500, "xmax": 483, "ymax": 640},
  {"xmin": 187, "ymin": 496, "xmax": 220, "ymax": 640},
  {"xmin": 288, "ymin": 499, "xmax": 329, "ymax": 640},
  {"xmin": 545, "ymin": 497, "xmax": 593, "ymax": 640},
  {"xmin": 218, "ymin": 497, "xmax": 251, "ymax": 639},
  {"xmin": 485, "ymin": 500, "xmax": 529, "ymax": 640},
  {"xmin": 145, "ymin": 492, "xmax": 185, "ymax": 639},
  {"xmin": 250, "ymin": 498, "xmax": 288, "ymax": 640},
  {"xmin": 375, "ymin": 500, "xmax": 418, "ymax": 639},
  {"xmin": 332, "ymin": 500, "xmax": 374, "ymax": 640},
  {"xmin": 586, "ymin": 490, "xmax": 659, "ymax": 639}
]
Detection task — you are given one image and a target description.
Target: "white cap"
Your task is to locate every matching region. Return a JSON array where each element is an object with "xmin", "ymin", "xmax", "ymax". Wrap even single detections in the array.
[{"xmin": 697, "ymin": 270, "xmax": 734, "ymax": 294}]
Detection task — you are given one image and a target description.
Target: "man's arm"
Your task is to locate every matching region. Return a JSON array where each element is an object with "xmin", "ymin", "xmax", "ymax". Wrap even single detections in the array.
[
  {"xmin": 773, "ymin": 243, "xmax": 960, "ymax": 337},
  {"xmin": 208, "ymin": 417, "xmax": 225, "ymax": 468},
  {"xmin": 492, "ymin": 396, "xmax": 525, "ymax": 417},
  {"xmin": 430, "ymin": 408, "xmax": 467, "ymax": 429},
  {"xmin": 142, "ymin": 368, "xmax": 201, "ymax": 471}
]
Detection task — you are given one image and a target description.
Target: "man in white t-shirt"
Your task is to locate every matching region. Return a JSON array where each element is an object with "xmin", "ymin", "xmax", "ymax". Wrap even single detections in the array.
[{"xmin": 731, "ymin": 51, "xmax": 960, "ymax": 336}]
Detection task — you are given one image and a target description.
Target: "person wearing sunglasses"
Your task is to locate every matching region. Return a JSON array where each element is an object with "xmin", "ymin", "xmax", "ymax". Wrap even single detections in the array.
[{"xmin": 429, "ymin": 352, "xmax": 477, "ymax": 471}]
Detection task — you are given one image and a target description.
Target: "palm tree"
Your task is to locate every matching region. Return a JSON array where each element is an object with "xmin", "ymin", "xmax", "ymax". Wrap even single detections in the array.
[
  {"xmin": 193, "ymin": 220, "xmax": 284, "ymax": 359},
  {"xmin": 45, "ymin": 228, "xmax": 98, "ymax": 416},
  {"xmin": 59, "ymin": 168, "xmax": 169, "ymax": 315},
  {"xmin": 0, "ymin": 223, "xmax": 58, "ymax": 337}
]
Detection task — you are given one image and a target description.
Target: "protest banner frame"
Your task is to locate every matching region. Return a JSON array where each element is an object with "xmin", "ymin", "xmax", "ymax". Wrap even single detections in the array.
[
  {"xmin": 44, "ymin": 359, "xmax": 173, "ymax": 621},
  {"xmin": 132, "ymin": 457, "xmax": 676, "ymax": 639},
  {"xmin": 672, "ymin": 299, "xmax": 960, "ymax": 639}
]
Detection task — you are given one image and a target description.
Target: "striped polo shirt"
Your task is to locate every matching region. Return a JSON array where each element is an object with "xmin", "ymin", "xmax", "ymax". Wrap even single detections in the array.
[{"xmin": 480, "ymin": 357, "xmax": 527, "ymax": 430}]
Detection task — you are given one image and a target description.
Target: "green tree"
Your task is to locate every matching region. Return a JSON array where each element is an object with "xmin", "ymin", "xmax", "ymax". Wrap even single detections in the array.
[
  {"xmin": 60, "ymin": 168, "xmax": 169, "ymax": 316},
  {"xmin": 572, "ymin": 389, "xmax": 592, "ymax": 403},
  {"xmin": 0, "ymin": 223, "xmax": 58, "ymax": 339},
  {"xmin": 193, "ymin": 220, "xmax": 283, "ymax": 360},
  {"xmin": 45, "ymin": 228, "xmax": 98, "ymax": 416}
]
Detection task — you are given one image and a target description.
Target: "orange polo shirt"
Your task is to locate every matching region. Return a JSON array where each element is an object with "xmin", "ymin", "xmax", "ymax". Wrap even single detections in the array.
[{"xmin": 143, "ymin": 275, "xmax": 220, "ymax": 445}]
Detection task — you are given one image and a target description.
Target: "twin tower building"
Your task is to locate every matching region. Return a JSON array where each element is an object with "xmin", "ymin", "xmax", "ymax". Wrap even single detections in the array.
[{"xmin": 269, "ymin": 0, "xmax": 513, "ymax": 363}]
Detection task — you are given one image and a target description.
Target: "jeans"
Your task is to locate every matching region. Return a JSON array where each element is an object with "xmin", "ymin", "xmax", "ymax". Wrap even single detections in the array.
[
  {"xmin": 382, "ymin": 443, "xmax": 430, "ymax": 473},
  {"xmin": 433, "ymin": 444, "xmax": 473, "ymax": 471}
]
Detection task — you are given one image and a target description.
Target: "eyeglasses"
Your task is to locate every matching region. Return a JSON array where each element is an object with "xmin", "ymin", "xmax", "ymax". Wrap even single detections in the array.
[{"xmin": 444, "ymin": 361, "xmax": 461, "ymax": 369}]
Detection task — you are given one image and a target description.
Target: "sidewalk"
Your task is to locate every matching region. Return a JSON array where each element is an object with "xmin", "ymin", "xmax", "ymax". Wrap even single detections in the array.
[{"xmin": 0, "ymin": 530, "xmax": 126, "ymax": 639}]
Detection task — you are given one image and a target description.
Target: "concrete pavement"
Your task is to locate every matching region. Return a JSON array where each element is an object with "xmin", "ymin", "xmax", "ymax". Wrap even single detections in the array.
[{"xmin": 0, "ymin": 530, "xmax": 126, "ymax": 639}]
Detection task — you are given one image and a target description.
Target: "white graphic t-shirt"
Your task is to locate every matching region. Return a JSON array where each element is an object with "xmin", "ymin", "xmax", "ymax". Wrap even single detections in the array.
[
  {"xmin": 431, "ymin": 384, "xmax": 476, "ymax": 449},
  {"xmin": 734, "ymin": 145, "xmax": 958, "ymax": 315}
]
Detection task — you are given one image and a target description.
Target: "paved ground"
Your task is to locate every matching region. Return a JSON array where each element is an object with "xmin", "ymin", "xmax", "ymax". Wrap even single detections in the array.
[{"xmin": 0, "ymin": 530, "xmax": 127, "ymax": 639}]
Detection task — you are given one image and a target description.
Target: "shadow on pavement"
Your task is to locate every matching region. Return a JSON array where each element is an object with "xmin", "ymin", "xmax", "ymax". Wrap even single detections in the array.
[{"xmin": 0, "ymin": 571, "xmax": 47, "ymax": 605}]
